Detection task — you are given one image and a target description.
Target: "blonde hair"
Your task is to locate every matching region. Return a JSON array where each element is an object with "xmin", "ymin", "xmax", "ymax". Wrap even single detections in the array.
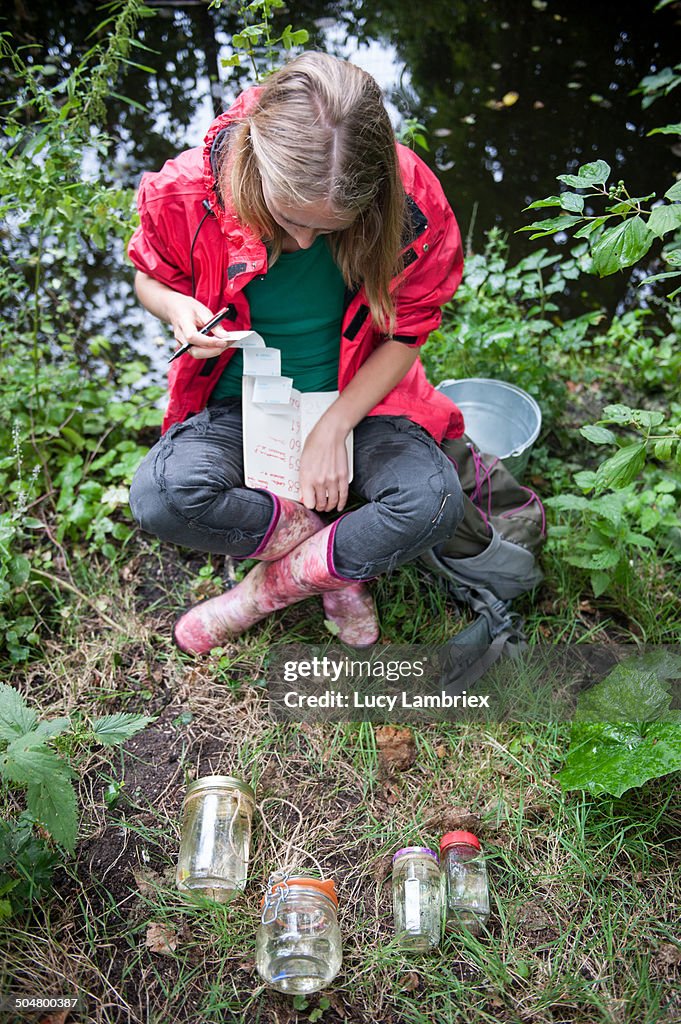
[{"xmin": 220, "ymin": 52, "xmax": 406, "ymax": 331}]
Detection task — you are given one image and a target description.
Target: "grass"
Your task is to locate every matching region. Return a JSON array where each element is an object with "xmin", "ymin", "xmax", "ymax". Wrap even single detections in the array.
[{"xmin": 0, "ymin": 556, "xmax": 679, "ymax": 1024}]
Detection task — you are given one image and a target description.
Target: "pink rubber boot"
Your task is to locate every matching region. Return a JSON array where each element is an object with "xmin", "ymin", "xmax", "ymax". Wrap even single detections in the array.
[
  {"xmin": 244, "ymin": 494, "xmax": 378, "ymax": 646},
  {"xmin": 252, "ymin": 493, "xmax": 324, "ymax": 560},
  {"xmin": 174, "ymin": 522, "xmax": 378, "ymax": 655},
  {"xmin": 322, "ymin": 584, "xmax": 379, "ymax": 648}
]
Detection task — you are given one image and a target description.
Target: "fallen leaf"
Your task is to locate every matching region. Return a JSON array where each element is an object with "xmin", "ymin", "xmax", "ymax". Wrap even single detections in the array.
[
  {"xmin": 384, "ymin": 780, "xmax": 401, "ymax": 805},
  {"xmin": 323, "ymin": 992, "xmax": 348, "ymax": 1017},
  {"xmin": 651, "ymin": 942, "xmax": 681, "ymax": 979},
  {"xmin": 440, "ymin": 805, "xmax": 482, "ymax": 833},
  {"xmin": 145, "ymin": 921, "xmax": 178, "ymax": 955},
  {"xmin": 517, "ymin": 902, "xmax": 557, "ymax": 935},
  {"xmin": 375, "ymin": 725, "xmax": 417, "ymax": 770},
  {"xmin": 372, "ymin": 854, "xmax": 393, "ymax": 882}
]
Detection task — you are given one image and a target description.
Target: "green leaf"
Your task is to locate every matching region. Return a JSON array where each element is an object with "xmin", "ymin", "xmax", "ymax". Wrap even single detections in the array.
[
  {"xmin": 580, "ymin": 425, "xmax": 617, "ymax": 445},
  {"xmin": 0, "ymin": 684, "xmax": 37, "ymax": 743},
  {"xmin": 590, "ymin": 217, "xmax": 655, "ymax": 276},
  {"xmin": 632, "ymin": 409, "xmax": 664, "ymax": 428},
  {"xmin": 590, "ymin": 570, "xmax": 611, "ymax": 598},
  {"xmin": 595, "ymin": 442, "xmax": 646, "ymax": 492},
  {"xmin": 557, "ymin": 721, "xmax": 681, "ymax": 796},
  {"xmin": 648, "ymin": 203, "xmax": 681, "ymax": 239},
  {"xmin": 664, "ymin": 180, "xmax": 681, "ymax": 201},
  {"xmin": 90, "ymin": 712, "xmax": 155, "ymax": 747},
  {"xmin": 648, "ymin": 123, "xmax": 681, "ymax": 136},
  {"xmin": 566, "ymin": 547, "xmax": 621, "ymax": 570},
  {"xmin": 589, "ymin": 494, "xmax": 624, "ymax": 525},
  {"xmin": 560, "ymin": 193, "xmax": 585, "ymax": 214},
  {"xmin": 557, "ymin": 160, "xmax": 611, "ymax": 188},
  {"xmin": 654, "ymin": 438, "xmax": 674, "ymax": 460},
  {"xmin": 577, "ymin": 652, "xmax": 681, "ymax": 722},
  {"xmin": 27, "ymin": 773, "xmax": 79, "ymax": 852},
  {"xmin": 574, "ymin": 217, "xmax": 609, "ymax": 239},
  {"xmin": 600, "ymin": 404, "xmax": 633, "ymax": 424},
  {"xmin": 544, "ymin": 494, "xmax": 589, "ymax": 513},
  {"xmin": 0, "ymin": 740, "xmax": 69, "ymax": 786},
  {"xmin": 524, "ymin": 196, "xmax": 563, "ymax": 209},
  {"xmin": 573, "ymin": 470, "xmax": 597, "ymax": 491},
  {"xmin": 558, "ymin": 654, "xmax": 681, "ymax": 796},
  {"xmin": 31, "ymin": 718, "xmax": 71, "ymax": 740},
  {"xmin": 520, "ymin": 215, "xmax": 582, "ymax": 238}
]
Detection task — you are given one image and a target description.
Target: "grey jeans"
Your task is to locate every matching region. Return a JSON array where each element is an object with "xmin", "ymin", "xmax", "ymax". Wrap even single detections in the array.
[{"xmin": 129, "ymin": 399, "xmax": 463, "ymax": 580}]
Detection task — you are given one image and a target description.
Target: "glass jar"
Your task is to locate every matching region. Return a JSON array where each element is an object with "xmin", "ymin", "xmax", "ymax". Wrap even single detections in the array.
[
  {"xmin": 440, "ymin": 830, "xmax": 490, "ymax": 935},
  {"xmin": 255, "ymin": 875, "xmax": 342, "ymax": 994},
  {"xmin": 392, "ymin": 847, "xmax": 441, "ymax": 951},
  {"xmin": 176, "ymin": 775, "xmax": 255, "ymax": 902}
]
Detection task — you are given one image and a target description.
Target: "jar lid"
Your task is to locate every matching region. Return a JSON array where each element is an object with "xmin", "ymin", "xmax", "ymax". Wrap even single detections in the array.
[
  {"xmin": 392, "ymin": 846, "xmax": 439, "ymax": 864},
  {"xmin": 260, "ymin": 877, "xmax": 338, "ymax": 908},
  {"xmin": 440, "ymin": 830, "xmax": 481, "ymax": 853},
  {"xmin": 184, "ymin": 775, "xmax": 255, "ymax": 802}
]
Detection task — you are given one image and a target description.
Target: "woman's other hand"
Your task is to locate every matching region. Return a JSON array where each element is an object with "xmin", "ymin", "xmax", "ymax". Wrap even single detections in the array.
[{"xmin": 299, "ymin": 417, "xmax": 350, "ymax": 512}]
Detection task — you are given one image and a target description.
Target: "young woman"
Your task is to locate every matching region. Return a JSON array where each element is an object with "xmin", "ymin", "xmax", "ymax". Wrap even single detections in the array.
[{"xmin": 128, "ymin": 51, "xmax": 466, "ymax": 655}]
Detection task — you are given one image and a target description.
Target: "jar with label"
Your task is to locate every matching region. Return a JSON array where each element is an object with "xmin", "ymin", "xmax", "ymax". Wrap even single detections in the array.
[
  {"xmin": 440, "ymin": 831, "xmax": 490, "ymax": 935},
  {"xmin": 392, "ymin": 846, "xmax": 441, "ymax": 951},
  {"xmin": 256, "ymin": 874, "xmax": 342, "ymax": 994},
  {"xmin": 176, "ymin": 775, "xmax": 255, "ymax": 901}
]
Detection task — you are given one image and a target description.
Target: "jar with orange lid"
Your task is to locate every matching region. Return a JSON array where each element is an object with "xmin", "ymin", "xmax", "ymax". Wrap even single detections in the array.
[
  {"xmin": 176, "ymin": 775, "xmax": 255, "ymax": 901},
  {"xmin": 255, "ymin": 873, "xmax": 342, "ymax": 993},
  {"xmin": 440, "ymin": 830, "xmax": 490, "ymax": 935}
]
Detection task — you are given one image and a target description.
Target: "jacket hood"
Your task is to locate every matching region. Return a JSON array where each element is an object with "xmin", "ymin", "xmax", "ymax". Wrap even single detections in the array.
[{"xmin": 201, "ymin": 87, "xmax": 264, "ymax": 233}]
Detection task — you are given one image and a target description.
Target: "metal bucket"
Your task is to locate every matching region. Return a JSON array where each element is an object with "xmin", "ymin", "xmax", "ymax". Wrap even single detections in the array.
[{"xmin": 437, "ymin": 378, "xmax": 542, "ymax": 480}]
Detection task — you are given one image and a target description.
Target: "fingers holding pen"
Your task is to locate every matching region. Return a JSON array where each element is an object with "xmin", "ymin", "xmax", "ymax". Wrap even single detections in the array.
[{"xmin": 169, "ymin": 299, "xmax": 233, "ymax": 361}]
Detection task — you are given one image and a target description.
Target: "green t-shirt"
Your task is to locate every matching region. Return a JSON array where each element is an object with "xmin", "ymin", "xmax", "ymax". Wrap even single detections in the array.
[{"xmin": 211, "ymin": 236, "xmax": 345, "ymax": 400}]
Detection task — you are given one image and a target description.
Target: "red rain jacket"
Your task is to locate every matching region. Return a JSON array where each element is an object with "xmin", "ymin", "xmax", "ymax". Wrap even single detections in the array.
[{"xmin": 128, "ymin": 88, "xmax": 465, "ymax": 440}]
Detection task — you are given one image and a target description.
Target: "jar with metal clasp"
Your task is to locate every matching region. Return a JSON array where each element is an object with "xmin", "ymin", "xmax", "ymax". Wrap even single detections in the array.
[{"xmin": 255, "ymin": 872, "xmax": 342, "ymax": 993}]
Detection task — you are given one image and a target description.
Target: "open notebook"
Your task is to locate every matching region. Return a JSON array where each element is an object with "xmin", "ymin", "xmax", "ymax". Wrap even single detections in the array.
[{"xmin": 222, "ymin": 331, "xmax": 353, "ymax": 501}]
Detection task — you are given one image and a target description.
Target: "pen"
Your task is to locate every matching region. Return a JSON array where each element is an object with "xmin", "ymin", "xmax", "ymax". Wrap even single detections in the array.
[{"xmin": 167, "ymin": 307, "xmax": 231, "ymax": 364}]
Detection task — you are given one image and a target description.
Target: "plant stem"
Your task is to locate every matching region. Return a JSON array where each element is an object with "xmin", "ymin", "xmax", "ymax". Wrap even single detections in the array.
[{"xmin": 30, "ymin": 569, "xmax": 124, "ymax": 632}]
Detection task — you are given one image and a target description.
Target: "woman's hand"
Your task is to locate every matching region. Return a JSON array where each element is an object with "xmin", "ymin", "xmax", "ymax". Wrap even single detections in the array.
[
  {"xmin": 166, "ymin": 294, "xmax": 233, "ymax": 359},
  {"xmin": 299, "ymin": 416, "xmax": 351, "ymax": 512},
  {"xmin": 134, "ymin": 274, "xmax": 233, "ymax": 359}
]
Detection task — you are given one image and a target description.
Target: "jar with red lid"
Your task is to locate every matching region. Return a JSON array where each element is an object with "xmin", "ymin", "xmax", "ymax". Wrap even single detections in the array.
[
  {"xmin": 439, "ymin": 831, "xmax": 490, "ymax": 935},
  {"xmin": 256, "ymin": 873, "xmax": 342, "ymax": 993}
]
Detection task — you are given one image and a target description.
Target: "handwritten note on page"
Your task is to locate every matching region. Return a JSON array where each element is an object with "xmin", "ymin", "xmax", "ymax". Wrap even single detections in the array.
[{"xmin": 230, "ymin": 330, "xmax": 353, "ymax": 500}]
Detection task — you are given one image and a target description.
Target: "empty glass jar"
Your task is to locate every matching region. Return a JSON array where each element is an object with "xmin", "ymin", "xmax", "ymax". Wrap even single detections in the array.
[
  {"xmin": 392, "ymin": 846, "xmax": 441, "ymax": 951},
  {"xmin": 176, "ymin": 775, "xmax": 255, "ymax": 902},
  {"xmin": 255, "ymin": 874, "xmax": 342, "ymax": 994},
  {"xmin": 440, "ymin": 831, "xmax": 490, "ymax": 935}
]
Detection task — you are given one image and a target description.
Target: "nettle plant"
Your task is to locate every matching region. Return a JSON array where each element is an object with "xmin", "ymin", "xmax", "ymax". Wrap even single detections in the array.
[
  {"xmin": 546, "ymin": 404, "xmax": 681, "ymax": 597},
  {"xmin": 0, "ymin": 683, "xmax": 153, "ymax": 857}
]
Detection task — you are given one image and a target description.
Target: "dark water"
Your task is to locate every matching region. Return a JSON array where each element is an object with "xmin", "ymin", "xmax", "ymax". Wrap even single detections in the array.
[{"xmin": 3, "ymin": 0, "xmax": 681, "ymax": 368}]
